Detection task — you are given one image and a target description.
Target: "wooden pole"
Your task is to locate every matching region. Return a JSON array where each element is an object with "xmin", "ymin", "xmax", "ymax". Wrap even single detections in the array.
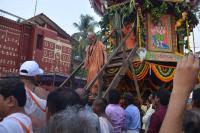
[
  {"xmin": 192, "ymin": 31, "xmax": 195, "ymax": 53},
  {"xmin": 129, "ymin": 61, "xmax": 142, "ymax": 101}
]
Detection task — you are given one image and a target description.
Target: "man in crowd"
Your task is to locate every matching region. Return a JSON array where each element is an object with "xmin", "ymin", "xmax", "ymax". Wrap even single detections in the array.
[
  {"xmin": 142, "ymin": 92, "xmax": 155, "ymax": 133},
  {"xmin": 46, "ymin": 79, "xmax": 100, "ymax": 133},
  {"xmin": 183, "ymin": 110, "xmax": 200, "ymax": 133},
  {"xmin": 147, "ymin": 89, "xmax": 170, "ymax": 133},
  {"xmin": 106, "ymin": 89, "xmax": 125, "ymax": 133},
  {"xmin": 46, "ymin": 87, "xmax": 80, "ymax": 120},
  {"xmin": 0, "ymin": 79, "xmax": 33, "ymax": 133},
  {"xmin": 47, "ymin": 106, "xmax": 99, "ymax": 133},
  {"xmin": 75, "ymin": 88, "xmax": 91, "ymax": 110},
  {"xmin": 19, "ymin": 61, "xmax": 47, "ymax": 131},
  {"xmin": 75, "ymin": 88, "xmax": 100, "ymax": 132},
  {"xmin": 192, "ymin": 88, "xmax": 200, "ymax": 111},
  {"xmin": 123, "ymin": 92, "xmax": 141, "ymax": 133},
  {"xmin": 92, "ymin": 98, "xmax": 114, "ymax": 133},
  {"xmin": 84, "ymin": 32, "xmax": 107, "ymax": 96},
  {"xmin": 20, "ymin": 61, "xmax": 48, "ymax": 99}
]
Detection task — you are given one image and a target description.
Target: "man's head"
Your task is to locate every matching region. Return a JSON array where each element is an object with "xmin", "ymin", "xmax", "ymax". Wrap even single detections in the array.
[
  {"xmin": 75, "ymin": 88, "xmax": 89, "ymax": 107},
  {"xmin": 192, "ymin": 88, "xmax": 200, "ymax": 109},
  {"xmin": 123, "ymin": 92, "xmax": 134, "ymax": 107},
  {"xmin": 183, "ymin": 110, "xmax": 200, "ymax": 133},
  {"xmin": 0, "ymin": 79, "xmax": 26, "ymax": 119},
  {"xmin": 155, "ymin": 89, "xmax": 171, "ymax": 107},
  {"xmin": 92, "ymin": 98, "xmax": 107, "ymax": 116},
  {"xmin": 148, "ymin": 91, "xmax": 155, "ymax": 101},
  {"xmin": 47, "ymin": 106, "xmax": 99, "ymax": 133},
  {"xmin": 87, "ymin": 32, "xmax": 97, "ymax": 45},
  {"xmin": 20, "ymin": 60, "xmax": 43, "ymax": 77},
  {"xmin": 146, "ymin": 91, "xmax": 156, "ymax": 108},
  {"xmin": 19, "ymin": 60, "xmax": 43, "ymax": 85},
  {"xmin": 46, "ymin": 87, "xmax": 80, "ymax": 120},
  {"xmin": 108, "ymin": 89, "xmax": 120, "ymax": 104}
]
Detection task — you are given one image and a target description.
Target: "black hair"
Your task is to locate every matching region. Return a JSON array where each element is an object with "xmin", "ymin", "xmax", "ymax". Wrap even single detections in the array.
[
  {"xmin": 75, "ymin": 88, "xmax": 89, "ymax": 107},
  {"xmin": 156, "ymin": 89, "xmax": 171, "ymax": 106},
  {"xmin": 0, "ymin": 79, "xmax": 26, "ymax": 107},
  {"xmin": 108, "ymin": 89, "xmax": 120, "ymax": 104},
  {"xmin": 143, "ymin": 89, "xmax": 151, "ymax": 101},
  {"xmin": 47, "ymin": 87, "xmax": 80, "ymax": 115},
  {"xmin": 93, "ymin": 98, "xmax": 108, "ymax": 113},
  {"xmin": 151, "ymin": 91, "xmax": 156, "ymax": 99},
  {"xmin": 192, "ymin": 88, "xmax": 200, "ymax": 108},
  {"xmin": 183, "ymin": 110, "xmax": 200, "ymax": 133},
  {"xmin": 123, "ymin": 92, "xmax": 134, "ymax": 105}
]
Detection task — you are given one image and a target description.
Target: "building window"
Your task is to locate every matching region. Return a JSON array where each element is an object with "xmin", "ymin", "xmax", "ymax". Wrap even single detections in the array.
[{"xmin": 36, "ymin": 34, "xmax": 43, "ymax": 49}]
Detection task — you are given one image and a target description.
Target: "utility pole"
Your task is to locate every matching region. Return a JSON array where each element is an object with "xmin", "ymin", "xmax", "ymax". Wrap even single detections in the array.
[{"xmin": 34, "ymin": 0, "xmax": 38, "ymax": 16}]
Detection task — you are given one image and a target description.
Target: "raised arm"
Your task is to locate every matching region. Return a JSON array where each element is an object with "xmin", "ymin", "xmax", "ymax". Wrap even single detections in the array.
[{"xmin": 160, "ymin": 54, "xmax": 200, "ymax": 133}]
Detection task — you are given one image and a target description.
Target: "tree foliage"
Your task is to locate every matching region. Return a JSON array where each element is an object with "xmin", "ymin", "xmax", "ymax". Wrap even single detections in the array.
[{"xmin": 72, "ymin": 14, "xmax": 99, "ymax": 60}]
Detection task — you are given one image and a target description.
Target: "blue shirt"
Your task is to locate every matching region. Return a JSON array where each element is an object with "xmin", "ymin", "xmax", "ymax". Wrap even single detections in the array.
[{"xmin": 124, "ymin": 104, "xmax": 141, "ymax": 130}]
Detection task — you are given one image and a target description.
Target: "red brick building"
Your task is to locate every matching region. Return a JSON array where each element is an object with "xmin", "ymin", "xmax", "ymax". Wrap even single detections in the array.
[{"xmin": 0, "ymin": 13, "xmax": 73, "ymax": 76}]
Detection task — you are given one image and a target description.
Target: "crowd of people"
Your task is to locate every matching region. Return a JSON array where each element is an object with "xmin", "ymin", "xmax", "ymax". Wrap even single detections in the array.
[{"xmin": 0, "ymin": 52, "xmax": 200, "ymax": 133}]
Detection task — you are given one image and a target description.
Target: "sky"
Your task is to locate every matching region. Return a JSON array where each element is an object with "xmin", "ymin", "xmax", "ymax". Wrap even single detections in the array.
[
  {"xmin": 0, "ymin": 0, "xmax": 200, "ymax": 51},
  {"xmin": 0, "ymin": 0, "xmax": 101, "ymax": 35}
]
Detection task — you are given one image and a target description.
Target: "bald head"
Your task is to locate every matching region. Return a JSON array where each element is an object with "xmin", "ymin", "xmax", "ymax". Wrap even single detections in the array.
[
  {"xmin": 87, "ymin": 32, "xmax": 97, "ymax": 45},
  {"xmin": 87, "ymin": 32, "xmax": 96, "ymax": 38}
]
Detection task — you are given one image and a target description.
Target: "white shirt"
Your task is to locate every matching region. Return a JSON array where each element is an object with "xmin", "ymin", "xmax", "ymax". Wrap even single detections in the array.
[
  {"xmin": 99, "ymin": 116, "xmax": 114, "ymax": 133},
  {"xmin": 142, "ymin": 104, "xmax": 155, "ymax": 132},
  {"xmin": 0, "ymin": 113, "xmax": 33, "ymax": 133},
  {"xmin": 24, "ymin": 87, "xmax": 47, "ymax": 129}
]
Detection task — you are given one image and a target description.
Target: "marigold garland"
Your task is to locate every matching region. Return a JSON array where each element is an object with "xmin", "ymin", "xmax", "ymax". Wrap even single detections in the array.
[
  {"xmin": 127, "ymin": 61, "xmax": 148, "ymax": 81},
  {"xmin": 105, "ymin": 61, "xmax": 178, "ymax": 82},
  {"xmin": 151, "ymin": 63, "xmax": 175, "ymax": 82},
  {"xmin": 127, "ymin": 61, "xmax": 176, "ymax": 82},
  {"xmin": 133, "ymin": 62, "xmax": 149, "ymax": 80}
]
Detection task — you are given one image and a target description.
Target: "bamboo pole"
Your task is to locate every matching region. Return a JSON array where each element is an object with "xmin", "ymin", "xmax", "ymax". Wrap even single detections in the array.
[
  {"xmin": 129, "ymin": 61, "xmax": 142, "ymax": 101},
  {"xmin": 192, "ymin": 31, "xmax": 195, "ymax": 53}
]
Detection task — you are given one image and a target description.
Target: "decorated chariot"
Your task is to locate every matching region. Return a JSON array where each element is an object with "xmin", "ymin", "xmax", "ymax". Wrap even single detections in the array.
[{"xmin": 63, "ymin": 0, "xmax": 200, "ymax": 99}]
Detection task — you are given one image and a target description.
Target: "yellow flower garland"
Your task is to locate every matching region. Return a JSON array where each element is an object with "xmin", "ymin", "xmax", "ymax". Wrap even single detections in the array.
[
  {"xmin": 127, "ymin": 61, "xmax": 176, "ymax": 82},
  {"xmin": 151, "ymin": 63, "xmax": 175, "ymax": 82}
]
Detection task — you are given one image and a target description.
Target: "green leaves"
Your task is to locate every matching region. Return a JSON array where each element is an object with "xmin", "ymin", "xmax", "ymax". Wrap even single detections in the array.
[
  {"xmin": 112, "ymin": 10, "xmax": 122, "ymax": 29},
  {"xmin": 73, "ymin": 14, "xmax": 98, "ymax": 34},
  {"xmin": 150, "ymin": 2, "xmax": 168, "ymax": 24},
  {"xmin": 129, "ymin": 0, "xmax": 135, "ymax": 14},
  {"xmin": 160, "ymin": 2, "xmax": 168, "ymax": 14},
  {"xmin": 143, "ymin": 0, "xmax": 153, "ymax": 10},
  {"xmin": 174, "ymin": 4, "xmax": 181, "ymax": 17},
  {"xmin": 72, "ymin": 14, "xmax": 99, "ymax": 61}
]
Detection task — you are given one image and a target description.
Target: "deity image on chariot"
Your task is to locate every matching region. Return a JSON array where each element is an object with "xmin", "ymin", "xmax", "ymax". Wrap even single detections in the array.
[{"xmin": 151, "ymin": 22, "xmax": 169, "ymax": 50}]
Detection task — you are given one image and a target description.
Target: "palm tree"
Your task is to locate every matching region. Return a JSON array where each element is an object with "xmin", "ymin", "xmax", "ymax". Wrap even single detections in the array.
[
  {"xmin": 73, "ymin": 14, "xmax": 98, "ymax": 36},
  {"xmin": 72, "ymin": 14, "xmax": 98, "ymax": 60}
]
